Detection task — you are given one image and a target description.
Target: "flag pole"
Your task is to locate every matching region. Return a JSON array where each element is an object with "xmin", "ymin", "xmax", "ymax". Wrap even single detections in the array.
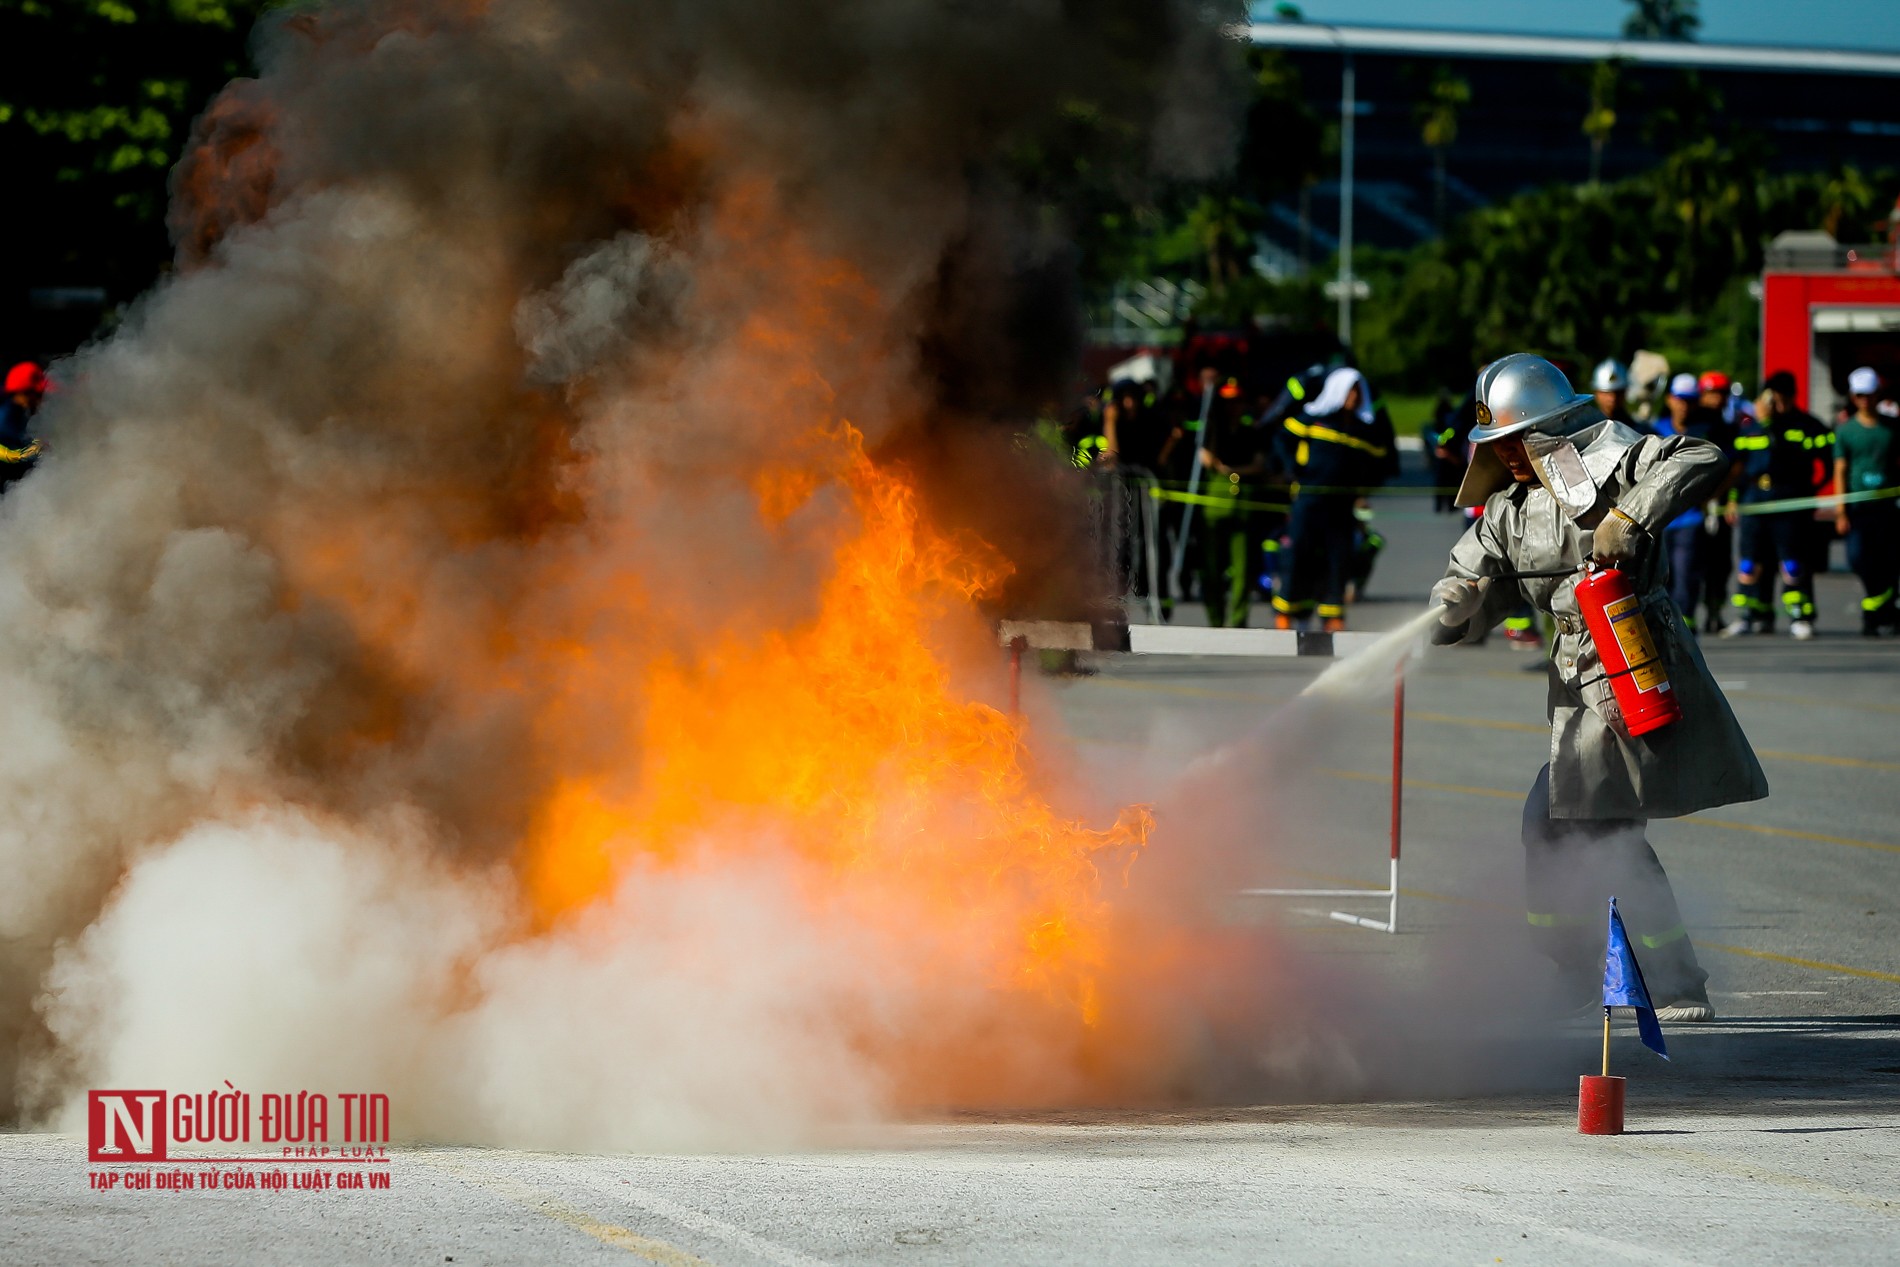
[{"xmin": 1601, "ymin": 1007, "xmax": 1611, "ymax": 1078}]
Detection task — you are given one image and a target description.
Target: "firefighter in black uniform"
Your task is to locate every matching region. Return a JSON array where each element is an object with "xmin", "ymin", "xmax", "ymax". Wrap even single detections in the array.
[
  {"xmin": 1272, "ymin": 367, "xmax": 1395, "ymax": 631},
  {"xmin": 0, "ymin": 362, "xmax": 45, "ymax": 495},
  {"xmin": 1192, "ymin": 378, "xmax": 1270, "ymax": 627},
  {"xmin": 1722, "ymin": 370, "xmax": 1831, "ymax": 638},
  {"xmin": 1427, "ymin": 392, "xmax": 1473, "ymax": 513}
]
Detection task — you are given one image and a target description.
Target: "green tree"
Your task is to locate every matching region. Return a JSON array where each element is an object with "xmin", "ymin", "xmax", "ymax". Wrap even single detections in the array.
[
  {"xmin": 0, "ymin": 0, "xmax": 278, "ymax": 346},
  {"xmin": 1331, "ymin": 142, "xmax": 1895, "ymax": 394},
  {"xmin": 1414, "ymin": 65, "xmax": 1470, "ymax": 230},
  {"xmin": 1819, "ymin": 166, "xmax": 1877, "ymax": 241},
  {"xmin": 1055, "ymin": 46, "xmax": 1325, "ymax": 325},
  {"xmin": 1583, "ymin": 61, "xmax": 1620, "ymax": 186},
  {"xmin": 1622, "ymin": 0, "xmax": 1700, "ymax": 40}
]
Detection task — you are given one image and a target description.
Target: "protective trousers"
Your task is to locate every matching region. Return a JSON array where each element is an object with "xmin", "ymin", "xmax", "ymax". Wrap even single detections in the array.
[
  {"xmin": 1699, "ymin": 519, "xmax": 1733, "ymax": 630},
  {"xmin": 1275, "ymin": 494, "xmax": 1355, "ymax": 621},
  {"xmin": 1663, "ymin": 522, "xmax": 1706, "ymax": 627},
  {"xmin": 1521, "ymin": 764, "xmax": 1709, "ymax": 1004},
  {"xmin": 1732, "ymin": 511, "xmax": 1813, "ymax": 624},
  {"xmin": 1845, "ymin": 501, "xmax": 1899, "ymax": 631},
  {"xmin": 1197, "ymin": 509, "xmax": 1254, "ymax": 628}
]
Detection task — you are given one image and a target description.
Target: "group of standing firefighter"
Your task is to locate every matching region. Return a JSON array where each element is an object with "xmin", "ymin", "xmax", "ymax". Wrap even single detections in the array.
[
  {"xmin": 1442, "ymin": 356, "xmax": 1900, "ymax": 641},
  {"xmin": 1068, "ymin": 361, "xmax": 1397, "ymax": 630}
]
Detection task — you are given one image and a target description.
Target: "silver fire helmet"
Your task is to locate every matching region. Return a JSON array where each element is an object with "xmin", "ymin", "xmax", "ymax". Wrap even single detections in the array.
[
  {"xmin": 1457, "ymin": 354, "xmax": 1608, "ymax": 510},
  {"xmin": 1469, "ymin": 354, "xmax": 1594, "ymax": 444},
  {"xmin": 1590, "ymin": 358, "xmax": 1630, "ymax": 393}
]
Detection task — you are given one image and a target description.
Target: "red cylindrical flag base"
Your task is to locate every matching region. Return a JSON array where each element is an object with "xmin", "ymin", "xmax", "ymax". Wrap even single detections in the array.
[{"xmin": 1578, "ymin": 1075, "xmax": 1626, "ymax": 1135}]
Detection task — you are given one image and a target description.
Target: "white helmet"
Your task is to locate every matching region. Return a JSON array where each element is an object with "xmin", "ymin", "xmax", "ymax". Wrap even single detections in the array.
[{"xmin": 1590, "ymin": 358, "xmax": 1630, "ymax": 393}]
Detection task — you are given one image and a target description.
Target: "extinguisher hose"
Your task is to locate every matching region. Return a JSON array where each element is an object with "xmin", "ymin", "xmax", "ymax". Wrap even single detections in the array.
[
  {"xmin": 1490, "ymin": 565, "xmax": 1584, "ymax": 581},
  {"xmin": 1574, "ymin": 658, "xmax": 1663, "ymax": 692}
]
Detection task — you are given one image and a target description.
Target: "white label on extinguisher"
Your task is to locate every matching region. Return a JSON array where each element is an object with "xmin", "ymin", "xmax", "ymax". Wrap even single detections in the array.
[{"xmin": 1603, "ymin": 596, "xmax": 1668, "ymax": 692}]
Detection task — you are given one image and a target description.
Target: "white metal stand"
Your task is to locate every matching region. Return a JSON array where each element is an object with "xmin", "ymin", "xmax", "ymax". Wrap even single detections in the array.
[
  {"xmin": 993, "ymin": 623, "xmax": 1409, "ymax": 934},
  {"xmin": 1240, "ymin": 662, "xmax": 1405, "ymax": 934}
]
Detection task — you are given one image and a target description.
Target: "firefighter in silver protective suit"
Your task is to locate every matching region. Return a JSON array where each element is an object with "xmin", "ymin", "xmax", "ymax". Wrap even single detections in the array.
[{"xmin": 1430, "ymin": 354, "xmax": 1769, "ymax": 1021}]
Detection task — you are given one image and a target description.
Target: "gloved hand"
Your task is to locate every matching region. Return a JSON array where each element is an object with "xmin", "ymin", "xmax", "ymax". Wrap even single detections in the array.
[
  {"xmin": 1591, "ymin": 506, "xmax": 1647, "ymax": 565},
  {"xmin": 1430, "ymin": 575, "xmax": 1491, "ymax": 627}
]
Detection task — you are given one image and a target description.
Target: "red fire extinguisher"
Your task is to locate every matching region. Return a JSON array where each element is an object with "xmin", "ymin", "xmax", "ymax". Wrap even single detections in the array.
[{"xmin": 1575, "ymin": 564, "xmax": 1682, "ymax": 737}]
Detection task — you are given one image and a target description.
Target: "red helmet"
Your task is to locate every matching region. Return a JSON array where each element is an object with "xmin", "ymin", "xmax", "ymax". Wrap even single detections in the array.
[
  {"xmin": 1697, "ymin": 371, "xmax": 1730, "ymax": 394},
  {"xmin": 4, "ymin": 363, "xmax": 46, "ymax": 396}
]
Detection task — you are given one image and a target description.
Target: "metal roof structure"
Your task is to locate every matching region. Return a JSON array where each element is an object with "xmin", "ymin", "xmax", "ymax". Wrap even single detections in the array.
[{"xmin": 1243, "ymin": 22, "xmax": 1900, "ymax": 77}]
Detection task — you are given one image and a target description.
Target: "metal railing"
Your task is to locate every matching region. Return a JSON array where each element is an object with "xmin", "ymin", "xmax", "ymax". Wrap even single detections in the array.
[
  {"xmin": 1085, "ymin": 466, "xmax": 1164, "ymax": 624},
  {"xmin": 1764, "ymin": 239, "xmax": 1897, "ymax": 273}
]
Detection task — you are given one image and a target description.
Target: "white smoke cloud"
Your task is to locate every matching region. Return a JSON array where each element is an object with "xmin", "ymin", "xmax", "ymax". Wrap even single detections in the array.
[
  {"xmin": 37, "ymin": 811, "xmax": 911, "ymax": 1150},
  {"xmin": 8, "ymin": 0, "xmax": 1497, "ymax": 1152}
]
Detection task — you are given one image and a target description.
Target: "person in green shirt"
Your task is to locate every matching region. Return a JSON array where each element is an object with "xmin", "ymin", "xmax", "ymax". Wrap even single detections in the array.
[{"xmin": 1833, "ymin": 366, "xmax": 1899, "ymax": 635}]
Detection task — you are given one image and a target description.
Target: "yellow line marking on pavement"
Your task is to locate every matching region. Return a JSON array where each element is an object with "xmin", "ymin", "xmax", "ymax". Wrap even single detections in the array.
[
  {"xmin": 1090, "ymin": 678, "xmax": 1284, "ymax": 702},
  {"xmin": 1096, "ymin": 683, "xmax": 1894, "ymax": 772},
  {"xmin": 1322, "ymin": 768, "xmax": 1521, "ymax": 800},
  {"xmin": 1754, "ymin": 749, "xmax": 1900, "ymax": 773},
  {"xmin": 1275, "ymin": 867, "xmax": 1900, "ymax": 985},
  {"xmin": 419, "ymin": 1158, "xmax": 713, "ymax": 1265},
  {"xmin": 1406, "ymin": 711, "xmax": 1896, "ymax": 771},
  {"xmin": 1694, "ymin": 941, "xmax": 1900, "ymax": 985},
  {"xmin": 1688, "ymin": 817, "xmax": 1900, "ymax": 855},
  {"xmin": 1321, "ymin": 769, "xmax": 1900, "ymax": 853},
  {"xmin": 1624, "ymin": 1144, "xmax": 1900, "ymax": 1215},
  {"xmin": 1694, "ymin": 816, "xmax": 1900, "ymax": 858},
  {"xmin": 1726, "ymin": 686, "xmax": 1900, "ymax": 716},
  {"xmin": 1405, "ymin": 709, "xmax": 1544, "ymax": 734},
  {"xmin": 1274, "ymin": 866, "xmax": 1502, "ymax": 910}
]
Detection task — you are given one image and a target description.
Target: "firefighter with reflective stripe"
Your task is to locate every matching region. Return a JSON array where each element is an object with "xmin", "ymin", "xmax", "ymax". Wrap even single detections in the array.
[
  {"xmin": 1272, "ymin": 367, "xmax": 1394, "ymax": 631},
  {"xmin": 1071, "ymin": 431, "xmax": 1109, "ymax": 468},
  {"xmin": 1722, "ymin": 371, "xmax": 1829, "ymax": 638},
  {"xmin": 0, "ymin": 362, "xmax": 45, "ymax": 494},
  {"xmin": 1432, "ymin": 354, "xmax": 1768, "ymax": 1021},
  {"xmin": 1427, "ymin": 391, "xmax": 1473, "ymax": 513},
  {"xmin": 1835, "ymin": 366, "xmax": 1900, "ymax": 635},
  {"xmin": 1694, "ymin": 371, "xmax": 1745, "ymax": 631},
  {"xmin": 1193, "ymin": 377, "xmax": 1267, "ymax": 628},
  {"xmin": 1257, "ymin": 362, "xmax": 1331, "ymax": 432}
]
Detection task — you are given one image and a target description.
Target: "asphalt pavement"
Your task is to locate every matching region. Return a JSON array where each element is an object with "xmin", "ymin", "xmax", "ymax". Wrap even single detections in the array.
[{"xmin": 5, "ymin": 491, "xmax": 1898, "ymax": 1265}]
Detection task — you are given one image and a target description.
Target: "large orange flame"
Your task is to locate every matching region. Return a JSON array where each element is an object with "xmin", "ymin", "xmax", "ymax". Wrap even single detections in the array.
[
  {"xmin": 254, "ymin": 166, "xmax": 1163, "ymax": 1107},
  {"xmin": 526, "ymin": 432, "xmax": 1152, "ymax": 1031}
]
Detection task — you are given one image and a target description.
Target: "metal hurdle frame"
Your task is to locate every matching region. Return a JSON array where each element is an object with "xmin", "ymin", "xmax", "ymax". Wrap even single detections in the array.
[
  {"xmin": 1238, "ymin": 663, "xmax": 1402, "ymax": 934},
  {"xmin": 999, "ymin": 620, "xmax": 1406, "ymax": 934}
]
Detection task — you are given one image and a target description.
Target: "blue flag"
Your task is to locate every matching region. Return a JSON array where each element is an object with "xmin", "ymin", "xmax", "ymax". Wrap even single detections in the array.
[{"xmin": 1603, "ymin": 897, "xmax": 1668, "ymax": 1060}]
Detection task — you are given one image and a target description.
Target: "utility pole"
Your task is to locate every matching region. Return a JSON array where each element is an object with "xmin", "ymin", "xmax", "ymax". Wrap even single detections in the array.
[
  {"xmin": 1318, "ymin": 34, "xmax": 1367, "ymax": 344},
  {"xmin": 1337, "ymin": 52, "xmax": 1356, "ymax": 345}
]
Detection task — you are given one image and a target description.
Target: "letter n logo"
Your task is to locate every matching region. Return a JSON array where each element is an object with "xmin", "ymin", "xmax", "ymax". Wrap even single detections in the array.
[{"xmin": 88, "ymin": 1091, "xmax": 168, "ymax": 1162}]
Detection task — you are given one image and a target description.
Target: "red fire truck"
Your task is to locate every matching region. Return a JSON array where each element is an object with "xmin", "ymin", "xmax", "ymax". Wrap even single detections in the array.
[{"xmin": 1761, "ymin": 229, "xmax": 1900, "ymax": 420}]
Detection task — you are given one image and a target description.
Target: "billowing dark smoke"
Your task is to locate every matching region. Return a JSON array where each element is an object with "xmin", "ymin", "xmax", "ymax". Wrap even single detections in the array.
[{"xmin": 1, "ymin": 0, "xmax": 1244, "ymax": 1143}]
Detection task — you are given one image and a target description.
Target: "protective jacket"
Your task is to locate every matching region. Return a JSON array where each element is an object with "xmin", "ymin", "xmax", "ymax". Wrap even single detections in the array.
[
  {"xmin": 1735, "ymin": 406, "xmax": 1830, "ymax": 500},
  {"xmin": 1437, "ymin": 413, "xmax": 1769, "ymax": 819},
  {"xmin": 1278, "ymin": 407, "xmax": 1395, "ymax": 492},
  {"xmin": 0, "ymin": 400, "xmax": 40, "ymax": 491}
]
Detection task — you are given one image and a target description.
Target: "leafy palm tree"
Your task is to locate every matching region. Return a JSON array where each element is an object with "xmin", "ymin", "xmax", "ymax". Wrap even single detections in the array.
[
  {"xmin": 1180, "ymin": 194, "xmax": 1260, "ymax": 290},
  {"xmin": 1623, "ymin": 0, "xmax": 1700, "ymax": 40},
  {"xmin": 1820, "ymin": 167, "xmax": 1876, "ymax": 241},
  {"xmin": 1583, "ymin": 61, "xmax": 1620, "ymax": 186},
  {"xmin": 1414, "ymin": 66, "xmax": 1470, "ymax": 231}
]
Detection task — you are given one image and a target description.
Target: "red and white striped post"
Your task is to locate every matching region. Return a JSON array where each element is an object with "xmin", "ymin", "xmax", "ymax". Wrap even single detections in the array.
[{"xmin": 1007, "ymin": 635, "xmax": 1027, "ymax": 717}]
